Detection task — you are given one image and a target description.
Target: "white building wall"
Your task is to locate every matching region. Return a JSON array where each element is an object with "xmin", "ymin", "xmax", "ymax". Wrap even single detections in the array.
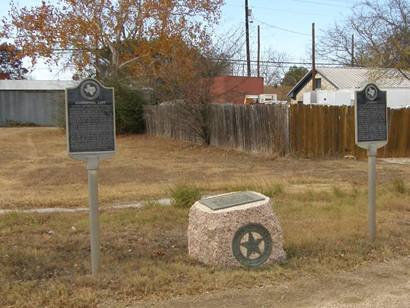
[
  {"xmin": 303, "ymin": 88, "xmax": 410, "ymax": 108},
  {"xmin": 388, "ymin": 89, "xmax": 410, "ymax": 108}
]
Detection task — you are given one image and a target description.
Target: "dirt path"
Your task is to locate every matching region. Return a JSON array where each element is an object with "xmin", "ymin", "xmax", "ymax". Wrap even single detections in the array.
[{"xmin": 139, "ymin": 257, "xmax": 410, "ymax": 308}]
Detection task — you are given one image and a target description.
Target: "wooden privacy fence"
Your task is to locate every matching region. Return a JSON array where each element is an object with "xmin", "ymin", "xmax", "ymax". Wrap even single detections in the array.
[
  {"xmin": 289, "ymin": 104, "xmax": 410, "ymax": 158},
  {"xmin": 289, "ymin": 104, "xmax": 365, "ymax": 158},
  {"xmin": 144, "ymin": 103, "xmax": 203, "ymax": 144},
  {"xmin": 144, "ymin": 103, "xmax": 289, "ymax": 154},
  {"xmin": 144, "ymin": 103, "xmax": 410, "ymax": 158}
]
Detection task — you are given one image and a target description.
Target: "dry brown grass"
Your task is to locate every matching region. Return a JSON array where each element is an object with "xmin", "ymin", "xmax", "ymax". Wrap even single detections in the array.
[
  {"xmin": 0, "ymin": 128, "xmax": 409, "ymax": 306},
  {"xmin": 1, "ymin": 127, "xmax": 409, "ymax": 210},
  {"xmin": 0, "ymin": 186, "xmax": 409, "ymax": 307}
]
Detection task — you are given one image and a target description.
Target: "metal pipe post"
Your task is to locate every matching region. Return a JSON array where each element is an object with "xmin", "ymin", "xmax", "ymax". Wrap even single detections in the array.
[
  {"xmin": 367, "ymin": 145, "xmax": 377, "ymax": 241},
  {"xmin": 87, "ymin": 156, "xmax": 100, "ymax": 275}
]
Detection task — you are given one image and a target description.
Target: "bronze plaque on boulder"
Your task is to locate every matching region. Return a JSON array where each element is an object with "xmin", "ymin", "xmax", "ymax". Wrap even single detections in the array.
[{"xmin": 199, "ymin": 191, "xmax": 265, "ymax": 211}]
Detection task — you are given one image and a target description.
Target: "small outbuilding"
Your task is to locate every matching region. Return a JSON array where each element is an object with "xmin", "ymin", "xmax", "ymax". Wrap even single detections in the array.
[
  {"xmin": 287, "ymin": 67, "xmax": 410, "ymax": 108},
  {"xmin": 0, "ymin": 80, "xmax": 77, "ymax": 126},
  {"xmin": 210, "ymin": 76, "xmax": 264, "ymax": 104}
]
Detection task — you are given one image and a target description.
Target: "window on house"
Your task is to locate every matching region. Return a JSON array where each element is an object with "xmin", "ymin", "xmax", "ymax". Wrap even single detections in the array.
[{"xmin": 315, "ymin": 78, "xmax": 322, "ymax": 89}]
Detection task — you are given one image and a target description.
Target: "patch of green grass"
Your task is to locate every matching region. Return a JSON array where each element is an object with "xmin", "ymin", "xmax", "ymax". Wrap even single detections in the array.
[
  {"xmin": 391, "ymin": 178, "xmax": 406, "ymax": 194},
  {"xmin": 261, "ymin": 183, "xmax": 283, "ymax": 198},
  {"xmin": 293, "ymin": 190, "xmax": 333, "ymax": 203},
  {"xmin": 332, "ymin": 186, "xmax": 347, "ymax": 198},
  {"xmin": 221, "ymin": 181, "xmax": 284, "ymax": 198},
  {"xmin": 170, "ymin": 184, "xmax": 202, "ymax": 208}
]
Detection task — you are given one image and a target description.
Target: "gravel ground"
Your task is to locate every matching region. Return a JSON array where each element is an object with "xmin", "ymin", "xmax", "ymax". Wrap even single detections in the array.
[{"xmin": 139, "ymin": 257, "xmax": 410, "ymax": 308}]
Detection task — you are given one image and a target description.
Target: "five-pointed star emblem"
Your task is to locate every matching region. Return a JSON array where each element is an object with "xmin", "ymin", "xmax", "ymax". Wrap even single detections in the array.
[{"xmin": 240, "ymin": 232, "xmax": 264, "ymax": 258}]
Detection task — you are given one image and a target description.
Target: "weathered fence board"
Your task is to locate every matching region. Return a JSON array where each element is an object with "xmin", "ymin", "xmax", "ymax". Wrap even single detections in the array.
[
  {"xmin": 289, "ymin": 104, "xmax": 410, "ymax": 158},
  {"xmin": 144, "ymin": 104, "xmax": 289, "ymax": 154},
  {"xmin": 144, "ymin": 103, "xmax": 410, "ymax": 158},
  {"xmin": 289, "ymin": 104, "xmax": 364, "ymax": 158}
]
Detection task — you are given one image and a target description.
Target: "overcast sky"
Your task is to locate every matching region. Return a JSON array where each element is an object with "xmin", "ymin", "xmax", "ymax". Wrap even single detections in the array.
[{"xmin": 0, "ymin": 0, "xmax": 359, "ymax": 80}]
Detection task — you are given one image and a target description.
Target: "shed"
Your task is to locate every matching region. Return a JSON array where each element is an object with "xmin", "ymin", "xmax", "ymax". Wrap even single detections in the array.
[
  {"xmin": 0, "ymin": 80, "xmax": 78, "ymax": 126},
  {"xmin": 287, "ymin": 68, "xmax": 410, "ymax": 108},
  {"xmin": 210, "ymin": 76, "xmax": 264, "ymax": 104}
]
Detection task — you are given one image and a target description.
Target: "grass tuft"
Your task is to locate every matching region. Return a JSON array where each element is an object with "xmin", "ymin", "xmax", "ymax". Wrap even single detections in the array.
[
  {"xmin": 392, "ymin": 178, "xmax": 406, "ymax": 194},
  {"xmin": 222, "ymin": 182, "xmax": 284, "ymax": 198},
  {"xmin": 261, "ymin": 183, "xmax": 284, "ymax": 197},
  {"xmin": 170, "ymin": 184, "xmax": 202, "ymax": 208},
  {"xmin": 332, "ymin": 186, "xmax": 348, "ymax": 198}
]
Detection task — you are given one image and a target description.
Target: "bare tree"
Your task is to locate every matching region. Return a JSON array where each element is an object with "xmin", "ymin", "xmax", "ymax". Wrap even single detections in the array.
[
  {"xmin": 259, "ymin": 49, "xmax": 289, "ymax": 86},
  {"xmin": 318, "ymin": 22, "xmax": 368, "ymax": 66},
  {"xmin": 159, "ymin": 28, "xmax": 246, "ymax": 145},
  {"xmin": 318, "ymin": 0, "xmax": 410, "ymax": 79}
]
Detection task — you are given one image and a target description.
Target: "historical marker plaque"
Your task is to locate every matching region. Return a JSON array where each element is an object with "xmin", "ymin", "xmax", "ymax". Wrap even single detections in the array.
[
  {"xmin": 354, "ymin": 83, "xmax": 389, "ymax": 242},
  {"xmin": 200, "ymin": 191, "xmax": 265, "ymax": 211},
  {"xmin": 65, "ymin": 79, "xmax": 116, "ymax": 274},
  {"xmin": 66, "ymin": 79, "xmax": 116, "ymax": 155},
  {"xmin": 355, "ymin": 83, "xmax": 387, "ymax": 149}
]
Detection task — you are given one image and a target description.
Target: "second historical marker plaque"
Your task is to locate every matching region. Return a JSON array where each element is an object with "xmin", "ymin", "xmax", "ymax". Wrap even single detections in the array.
[
  {"xmin": 355, "ymin": 83, "xmax": 387, "ymax": 148},
  {"xmin": 354, "ymin": 83, "xmax": 389, "ymax": 242},
  {"xmin": 66, "ymin": 79, "xmax": 116, "ymax": 155}
]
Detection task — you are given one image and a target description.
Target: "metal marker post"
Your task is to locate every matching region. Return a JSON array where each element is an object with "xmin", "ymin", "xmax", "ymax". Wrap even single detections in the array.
[
  {"xmin": 87, "ymin": 156, "xmax": 100, "ymax": 275},
  {"xmin": 355, "ymin": 83, "xmax": 387, "ymax": 242},
  {"xmin": 367, "ymin": 145, "xmax": 377, "ymax": 241},
  {"xmin": 66, "ymin": 79, "xmax": 116, "ymax": 275}
]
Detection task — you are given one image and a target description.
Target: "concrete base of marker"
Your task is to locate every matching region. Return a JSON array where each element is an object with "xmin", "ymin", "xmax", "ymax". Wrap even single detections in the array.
[{"xmin": 187, "ymin": 192, "xmax": 286, "ymax": 267}]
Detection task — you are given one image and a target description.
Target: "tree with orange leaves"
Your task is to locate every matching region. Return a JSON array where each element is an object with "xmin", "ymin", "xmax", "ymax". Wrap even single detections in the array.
[
  {"xmin": 2, "ymin": 0, "xmax": 224, "ymax": 81},
  {"xmin": 0, "ymin": 43, "xmax": 28, "ymax": 79}
]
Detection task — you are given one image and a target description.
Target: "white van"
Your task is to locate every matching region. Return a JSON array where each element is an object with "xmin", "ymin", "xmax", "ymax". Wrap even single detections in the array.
[
  {"xmin": 259, "ymin": 94, "xmax": 277, "ymax": 104},
  {"xmin": 244, "ymin": 94, "xmax": 278, "ymax": 104}
]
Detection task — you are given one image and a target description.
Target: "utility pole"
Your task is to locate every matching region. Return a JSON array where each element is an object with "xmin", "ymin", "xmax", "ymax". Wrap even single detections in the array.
[
  {"xmin": 257, "ymin": 25, "xmax": 260, "ymax": 77},
  {"xmin": 351, "ymin": 34, "xmax": 355, "ymax": 67},
  {"xmin": 245, "ymin": 0, "xmax": 251, "ymax": 77},
  {"xmin": 312, "ymin": 22, "xmax": 316, "ymax": 91},
  {"xmin": 95, "ymin": 35, "xmax": 99, "ymax": 79}
]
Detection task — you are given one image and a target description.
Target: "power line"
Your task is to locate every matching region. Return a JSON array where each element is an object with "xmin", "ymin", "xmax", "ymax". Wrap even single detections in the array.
[
  {"xmin": 255, "ymin": 19, "xmax": 310, "ymax": 36},
  {"xmin": 248, "ymin": 5, "xmax": 329, "ymax": 17},
  {"xmin": 311, "ymin": 0, "xmax": 357, "ymax": 4},
  {"xmin": 289, "ymin": 0, "xmax": 351, "ymax": 9},
  {"xmin": 28, "ymin": 57, "xmax": 349, "ymax": 69},
  {"xmin": 225, "ymin": 3, "xmax": 329, "ymax": 16},
  {"xmin": 215, "ymin": 58, "xmax": 346, "ymax": 67}
]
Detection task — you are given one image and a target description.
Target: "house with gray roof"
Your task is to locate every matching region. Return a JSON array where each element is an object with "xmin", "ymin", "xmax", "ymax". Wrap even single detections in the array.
[{"xmin": 287, "ymin": 67, "xmax": 410, "ymax": 108}]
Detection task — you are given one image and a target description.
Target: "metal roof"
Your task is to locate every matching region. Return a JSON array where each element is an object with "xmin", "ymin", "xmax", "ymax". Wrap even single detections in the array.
[
  {"xmin": 0, "ymin": 80, "xmax": 78, "ymax": 90},
  {"xmin": 287, "ymin": 70, "xmax": 313, "ymax": 99},
  {"xmin": 316, "ymin": 67, "xmax": 410, "ymax": 89},
  {"xmin": 287, "ymin": 67, "xmax": 410, "ymax": 99}
]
